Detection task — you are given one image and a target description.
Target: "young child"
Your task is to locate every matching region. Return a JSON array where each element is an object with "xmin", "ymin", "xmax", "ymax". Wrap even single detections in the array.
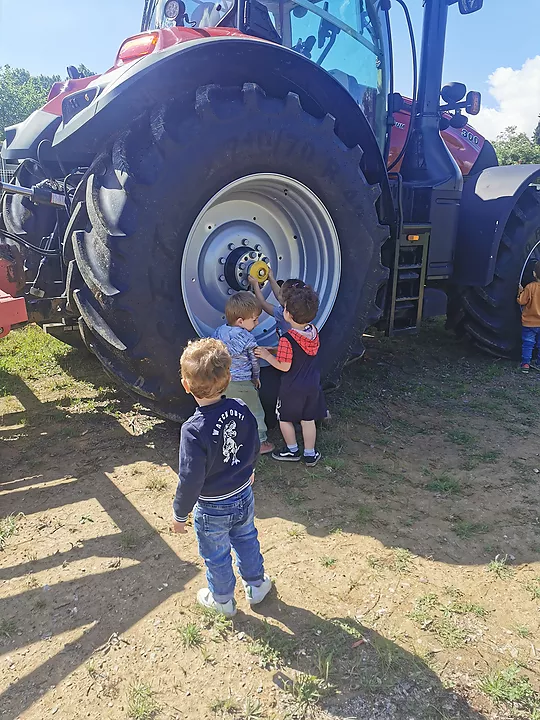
[
  {"xmin": 172, "ymin": 338, "xmax": 272, "ymax": 617},
  {"xmin": 517, "ymin": 260, "xmax": 540, "ymax": 373},
  {"xmin": 248, "ymin": 269, "xmax": 306, "ymax": 339},
  {"xmin": 214, "ymin": 292, "xmax": 274, "ymax": 454},
  {"xmin": 255, "ymin": 285, "xmax": 326, "ymax": 466}
]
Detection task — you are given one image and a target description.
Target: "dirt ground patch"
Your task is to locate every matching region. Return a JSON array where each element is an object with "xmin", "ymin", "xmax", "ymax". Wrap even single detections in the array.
[{"xmin": 1, "ymin": 321, "xmax": 539, "ymax": 720}]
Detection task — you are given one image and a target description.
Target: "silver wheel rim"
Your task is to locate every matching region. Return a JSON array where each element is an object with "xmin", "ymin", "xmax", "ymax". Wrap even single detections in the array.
[{"xmin": 181, "ymin": 173, "xmax": 341, "ymax": 343}]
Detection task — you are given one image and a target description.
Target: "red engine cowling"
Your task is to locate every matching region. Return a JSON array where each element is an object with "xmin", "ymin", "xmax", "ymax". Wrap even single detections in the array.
[{"xmin": 388, "ymin": 102, "xmax": 486, "ymax": 177}]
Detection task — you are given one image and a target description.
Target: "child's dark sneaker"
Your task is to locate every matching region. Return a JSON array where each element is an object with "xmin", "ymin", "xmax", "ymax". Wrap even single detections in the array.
[
  {"xmin": 272, "ymin": 447, "xmax": 301, "ymax": 461},
  {"xmin": 197, "ymin": 588, "xmax": 237, "ymax": 618},
  {"xmin": 521, "ymin": 363, "xmax": 530, "ymax": 373},
  {"xmin": 243, "ymin": 574, "xmax": 272, "ymax": 606},
  {"xmin": 304, "ymin": 451, "xmax": 321, "ymax": 467}
]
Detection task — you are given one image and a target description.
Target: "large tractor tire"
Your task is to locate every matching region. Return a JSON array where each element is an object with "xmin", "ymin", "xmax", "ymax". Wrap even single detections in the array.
[
  {"xmin": 66, "ymin": 83, "xmax": 388, "ymax": 421},
  {"xmin": 450, "ymin": 186, "xmax": 540, "ymax": 358}
]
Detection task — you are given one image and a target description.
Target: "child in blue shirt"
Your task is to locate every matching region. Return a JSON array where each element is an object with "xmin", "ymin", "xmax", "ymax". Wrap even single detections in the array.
[
  {"xmin": 214, "ymin": 291, "xmax": 274, "ymax": 454},
  {"xmin": 172, "ymin": 338, "xmax": 272, "ymax": 617}
]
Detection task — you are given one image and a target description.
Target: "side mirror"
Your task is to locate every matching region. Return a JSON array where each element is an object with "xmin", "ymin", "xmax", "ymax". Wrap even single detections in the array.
[
  {"xmin": 458, "ymin": 0, "xmax": 483, "ymax": 14},
  {"xmin": 66, "ymin": 65, "xmax": 81, "ymax": 80},
  {"xmin": 441, "ymin": 82, "xmax": 466, "ymax": 105},
  {"xmin": 390, "ymin": 92, "xmax": 405, "ymax": 113},
  {"xmin": 465, "ymin": 90, "xmax": 481, "ymax": 115}
]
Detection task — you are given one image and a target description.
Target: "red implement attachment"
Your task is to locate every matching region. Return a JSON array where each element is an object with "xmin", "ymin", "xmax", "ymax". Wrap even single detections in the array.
[{"xmin": 0, "ymin": 245, "xmax": 27, "ymax": 338}]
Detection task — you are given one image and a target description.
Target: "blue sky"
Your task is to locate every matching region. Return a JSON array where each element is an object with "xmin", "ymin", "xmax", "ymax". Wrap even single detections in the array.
[{"xmin": 0, "ymin": 0, "xmax": 539, "ymax": 139}]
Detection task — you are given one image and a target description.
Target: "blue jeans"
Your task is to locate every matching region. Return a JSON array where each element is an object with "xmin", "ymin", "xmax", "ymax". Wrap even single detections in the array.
[
  {"xmin": 521, "ymin": 326, "xmax": 540, "ymax": 364},
  {"xmin": 193, "ymin": 486, "xmax": 264, "ymax": 603}
]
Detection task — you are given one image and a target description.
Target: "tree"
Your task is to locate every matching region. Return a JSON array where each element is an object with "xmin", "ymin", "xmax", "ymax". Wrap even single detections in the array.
[
  {"xmin": 0, "ymin": 66, "xmax": 60, "ymax": 142},
  {"xmin": 0, "ymin": 64, "xmax": 96, "ymax": 142},
  {"xmin": 492, "ymin": 126, "xmax": 540, "ymax": 166},
  {"xmin": 533, "ymin": 116, "xmax": 540, "ymax": 146}
]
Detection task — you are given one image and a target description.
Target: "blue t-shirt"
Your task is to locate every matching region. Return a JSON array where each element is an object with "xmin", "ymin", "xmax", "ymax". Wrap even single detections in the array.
[
  {"xmin": 173, "ymin": 398, "xmax": 260, "ymax": 521},
  {"xmin": 213, "ymin": 325, "xmax": 259, "ymax": 382}
]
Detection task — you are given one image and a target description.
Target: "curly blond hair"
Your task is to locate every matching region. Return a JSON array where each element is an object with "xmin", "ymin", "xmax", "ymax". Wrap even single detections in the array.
[{"xmin": 180, "ymin": 338, "xmax": 231, "ymax": 399}]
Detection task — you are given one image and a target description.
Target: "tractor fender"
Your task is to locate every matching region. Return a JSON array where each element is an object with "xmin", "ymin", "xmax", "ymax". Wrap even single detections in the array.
[
  {"xmin": 50, "ymin": 36, "xmax": 393, "ymax": 225},
  {"xmin": 453, "ymin": 164, "xmax": 540, "ymax": 286}
]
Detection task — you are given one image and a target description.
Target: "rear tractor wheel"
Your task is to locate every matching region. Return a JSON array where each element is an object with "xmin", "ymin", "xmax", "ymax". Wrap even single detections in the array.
[
  {"xmin": 450, "ymin": 186, "xmax": 540, "ymax": 358},
  {"xmin": 67, "ymin": 83, "xmax": 388, "ymax": 420}
]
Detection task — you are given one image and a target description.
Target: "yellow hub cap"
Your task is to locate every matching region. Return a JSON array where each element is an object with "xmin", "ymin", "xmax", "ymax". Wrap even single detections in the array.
[{"xmin": 249, "ymin": 260, "xmax": 270, "ymax": 284}]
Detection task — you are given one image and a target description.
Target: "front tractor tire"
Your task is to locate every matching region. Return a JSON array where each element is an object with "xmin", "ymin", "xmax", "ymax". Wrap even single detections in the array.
[
  {"xmin": 451, "ymin": 187, "xmax": 540, "ymax": 358},
  {"xmin": 67, "ymin": 83, "xmax": 388, "ymax": 421}
]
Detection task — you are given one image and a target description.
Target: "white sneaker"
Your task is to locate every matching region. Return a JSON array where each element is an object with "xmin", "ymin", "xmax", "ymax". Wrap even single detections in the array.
[
  {"xmin": 197, "ymin": 588, "xmax": 237, "ymax": 618},
  {"xmin": 243, "ymin": 574, "xmax": 272, "ymax": 606}
]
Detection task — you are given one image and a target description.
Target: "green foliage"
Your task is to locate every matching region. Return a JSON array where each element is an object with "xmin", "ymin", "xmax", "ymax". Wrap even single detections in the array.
[
  {"xmin": 0, "ymin": 65, "xmax": 60, "ymax": 141},
  {"xmin": 0, "ymin": 64, "xmax": 96, "ymax": 142},
  {"xmin": 493, "ymin": 126, "xmax": 540, "ymax": 166}
]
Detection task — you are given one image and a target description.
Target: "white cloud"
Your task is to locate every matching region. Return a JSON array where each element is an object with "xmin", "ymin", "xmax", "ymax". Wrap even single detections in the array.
[{"xmin": 473, "ymin": 56, "xmax": 540, "ymax": 141}]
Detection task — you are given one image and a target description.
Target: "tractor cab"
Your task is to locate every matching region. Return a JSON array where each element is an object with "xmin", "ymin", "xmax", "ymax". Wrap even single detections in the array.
[{"xmin": 144, "ymin": 0, "xmax": 389, "ymax": 146}]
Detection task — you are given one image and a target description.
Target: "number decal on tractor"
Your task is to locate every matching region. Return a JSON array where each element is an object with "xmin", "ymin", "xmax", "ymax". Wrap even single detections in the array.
[{"xmin": 461, "ymin": 129, "xmax": 480, "ymax": 144}]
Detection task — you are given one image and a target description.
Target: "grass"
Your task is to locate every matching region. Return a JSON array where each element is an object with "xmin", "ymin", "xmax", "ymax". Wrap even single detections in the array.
[
  {"xmin": 354, "ymin": 504, "xmax": 374, "ymax": 525},
  {"xmin": 119, "ymin": 530, "xmax": 141, "ymax": 550},
  {"xmin": 248, "ymin": 620, "xmax": 295, "ymax": 669},
  {"xmin": 390, "ymin": 547, "xmax": 414, "ymax": 574},
  {"xmin": 452, "ymin": 520, "xmax": 490, "ymax": 539},
  {"xmin": 197, "ymin": 606, "xmax": 233, "ymax": 638},
  {"xmin": 0, "ymin": 618, "xmax": 17, "ymax": 638},
  {"xmin": 444, "ymin": 600, "xmax": 488, "ymax": 618},
  {"xmin": 525, "ymin": 576, "xmax": 540, "ymax": 600},
  {"xmin": 177, "ymin": 622, "xmax": 204, "ymax": 649},
  {"xmin": 127, "ymin": 682, "xmax": 159, "ymax": 720},
  {"xmin": 487, "ymin": 556, "xmax": 514, "ymax": 579},
  {"xmin": 145, "ymin": 476, "xmax": 168, "ymax": 491},
  {"xmin": 209, "ymin": 697, "xmax": 239, "ymax": 715},
  {"xmin": 480, "ymin": 664, "xmax": 539, "ymax": 714},
  {"xmin": 242, "ymin": 698, "xmax": 264, "ymax": 719},
  {"xmin": 286, "ymin": 673, "xmax": 328, "ymax": 716},
  {"xmin": 515, "ymin": 625, "xmax": 531, "ymax": 638},
  {"xmin": 287, "ymin": 526, "xmax": 305, "ymax": 539},
  {"xmin": 447, "ymin": 430, "xmax": 478, "ymax": 448},
  {"xmin": 0, "ymin": 513, "xmax": 22, "ymax": 549},
  {"xmin": 320, "ymin": 556, "xmax": 337, "ymax": 567},
  {"xmin": 426, "ymin": 474, "xmax": 461, "ymax": 495}
]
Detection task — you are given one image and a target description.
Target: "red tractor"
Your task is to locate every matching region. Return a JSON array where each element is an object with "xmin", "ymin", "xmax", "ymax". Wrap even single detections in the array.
[{"xmin": 1, "ymin": 0, "xmax": 539, "ymax": 420}]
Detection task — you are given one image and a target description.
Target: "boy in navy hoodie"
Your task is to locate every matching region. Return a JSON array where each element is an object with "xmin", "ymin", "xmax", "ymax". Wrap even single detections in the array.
[{"xmin": 172, "ymin": 338, "xmax": 272, "ymax": 617}]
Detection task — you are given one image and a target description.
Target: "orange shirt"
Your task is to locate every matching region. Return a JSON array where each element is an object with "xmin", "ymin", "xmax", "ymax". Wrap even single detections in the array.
[{"xmin": 517, "ymin": 281, "xmax": 540, "ymax": 326}]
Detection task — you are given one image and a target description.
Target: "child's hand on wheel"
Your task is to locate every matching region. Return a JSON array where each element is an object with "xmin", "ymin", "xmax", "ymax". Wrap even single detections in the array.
[{"xmin": 248, "ymin": 275, "xmax": 258, "ymax": 289}]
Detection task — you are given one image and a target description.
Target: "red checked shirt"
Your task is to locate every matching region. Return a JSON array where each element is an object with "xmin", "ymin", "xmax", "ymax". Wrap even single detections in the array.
[{"xmin": 276, "ymin": 326, "xmax": 320, "ymax": 363}]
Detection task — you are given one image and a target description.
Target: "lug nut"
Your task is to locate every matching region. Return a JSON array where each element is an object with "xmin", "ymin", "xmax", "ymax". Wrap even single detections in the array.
[
  {"xmin": 249, "ymin": 252, "xmax": 257, "ymax": 259},
  {"xmin": 242, "ymin": 238, "xmax": 249, "ymax": 246},
  {"xmin": 219, "ymin": 257, "xmax": 226, "ymax": 264},
  {"xmin": 227, "ymin": 288, "xmax": 234, "ymax": 295},
  {"xmin": 228, "ymin": 243, "xmax": 235, "ymax": 250},
  {"xmin": 239, "ymin": 262, "xmax": 245, "ymax": 269},
  {"xmin": 255, "ymin": 244, "xmax": 261, "ymax": 251},
  {"xmin": 263, "ymin": 257, "xmax": 269, "ymax": 264},
  {"xmin": 219, "ymin": 275, "xmax": 225, "ymax": 282}
]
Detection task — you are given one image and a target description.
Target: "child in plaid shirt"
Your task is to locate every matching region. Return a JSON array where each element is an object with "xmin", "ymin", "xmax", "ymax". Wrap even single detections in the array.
[{"xmin": 255, "ymin": 286, "xmax": 326, "ymax": 466}]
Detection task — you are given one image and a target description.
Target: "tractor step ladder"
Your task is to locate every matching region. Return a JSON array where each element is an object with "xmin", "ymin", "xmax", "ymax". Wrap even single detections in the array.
[{"xmin": 387, "ymin": 224, "xmax": 430, "ymax": 336}]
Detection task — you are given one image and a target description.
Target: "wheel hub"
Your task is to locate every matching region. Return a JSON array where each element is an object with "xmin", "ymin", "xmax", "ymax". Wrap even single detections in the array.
[
  {"xmin": 181, "ymin": 173, "xmax": 341, "ymax": 342},
  {"xmin": 223, "ymin": 246, "xmax": 270, "ymax": 291}
]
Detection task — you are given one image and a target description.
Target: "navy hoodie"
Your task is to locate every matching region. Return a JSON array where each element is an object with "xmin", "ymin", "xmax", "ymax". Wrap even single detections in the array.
[{"xmin": 173, "ymin": 397, "xmax": 260, "ymax": 522}]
